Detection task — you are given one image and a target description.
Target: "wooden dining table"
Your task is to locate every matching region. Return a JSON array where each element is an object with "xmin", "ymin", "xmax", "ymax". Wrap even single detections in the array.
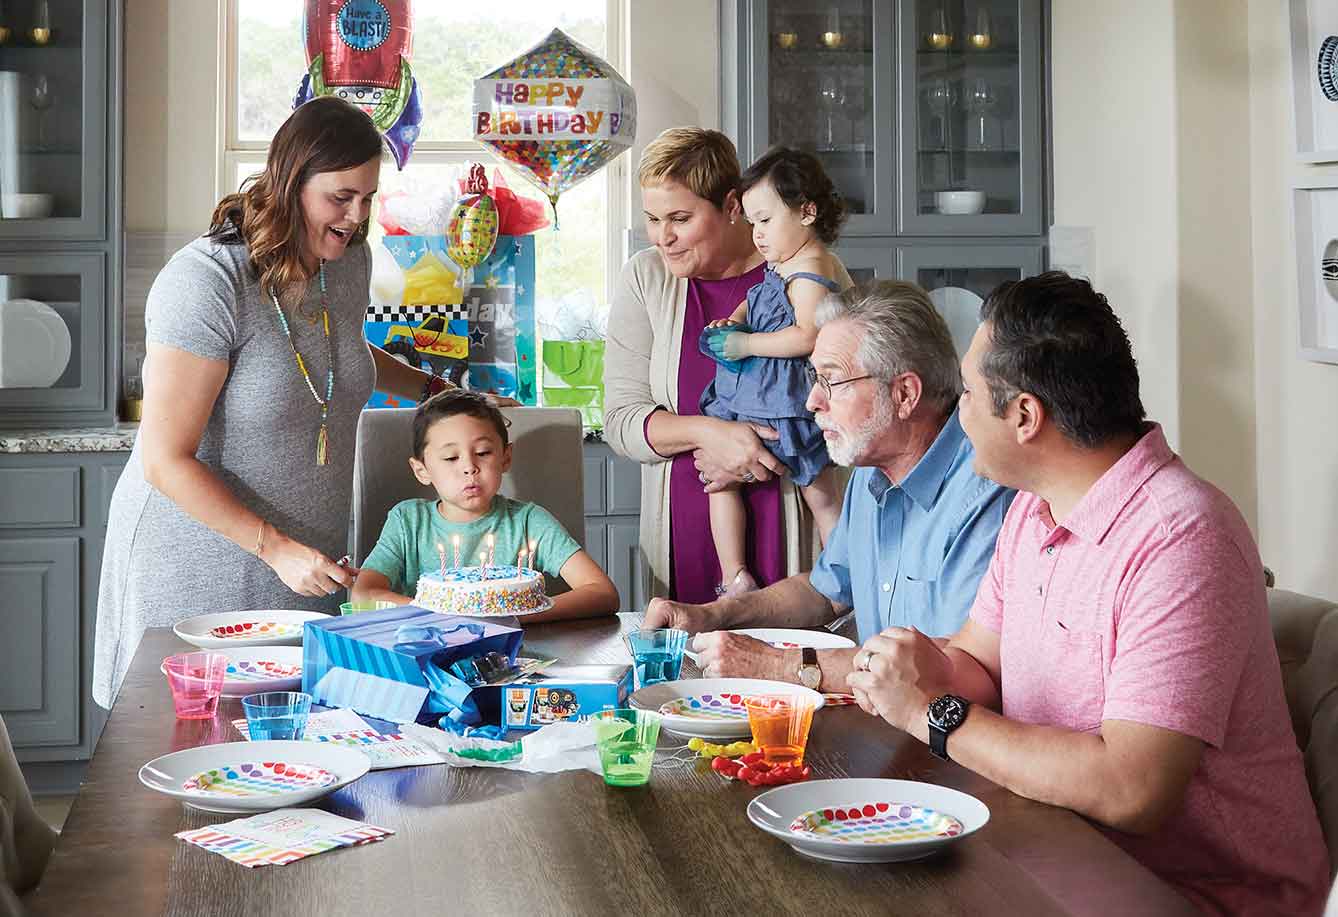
[{"xmin": 27, "ymin": 617, "xmax": 1196, "ymax": 916}]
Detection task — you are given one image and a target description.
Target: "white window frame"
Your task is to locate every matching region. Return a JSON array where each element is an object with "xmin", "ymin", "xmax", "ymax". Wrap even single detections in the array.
[{"xmin": 218, "ymin": 0, "xmax": 628, "ymax": 302}]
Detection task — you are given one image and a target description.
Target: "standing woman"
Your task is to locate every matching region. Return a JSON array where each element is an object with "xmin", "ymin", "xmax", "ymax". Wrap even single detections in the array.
[
  {"xmin": 93, "ymin": 98, "xmax": 450, "ymax": 707},
  {"xmin": 604, "ymin": 128, "xmax": 832, "ymax": 605}
]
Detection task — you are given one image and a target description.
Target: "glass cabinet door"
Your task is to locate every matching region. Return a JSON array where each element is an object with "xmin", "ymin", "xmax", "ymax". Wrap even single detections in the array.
[
  {"xmin": 898, "ymin": 0, "xmax": 1042, "ymax": 235},
  {"xmin": 897, "ymin": 244, "xmax": 1042, "ymax": 356},
  {"xmin": 0, "ymin": 253, "xmax": 107, "ymax": 420},
  {"xmin": 0, "ymin": 0, "xmax": 108, "ymax": 239},
  {"xmin": 751, "ymin": 0, "xmax": 894, "ymax": 234}
]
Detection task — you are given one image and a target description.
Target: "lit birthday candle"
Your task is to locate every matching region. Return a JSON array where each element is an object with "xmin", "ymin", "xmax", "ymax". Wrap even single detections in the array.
[
  {"xmin": 486, "ymin": 533, "xmax": 496, "ymax": 568},
  {"xmin": 436, "ymin": 542, "xmax": 447, "ymax": 578},
  {"xmin": 452, "ymin": 534, "xmax": 461, "ymax": 569},
  {"xmin": 528, "ymin": 539, "xmax": 537, "ymax": 572}
]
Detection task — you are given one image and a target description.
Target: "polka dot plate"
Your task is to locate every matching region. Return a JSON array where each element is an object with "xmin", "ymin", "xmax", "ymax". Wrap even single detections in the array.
[
  {"xmin": 788, "ymin": 801, "xmax": 965, "ymax": 844},
  {"xmin": 140, "ymin": 740, "xmax": 371, "ymax": 813},
  {"xmin": 657, "ymin": 693, "xmax": 751, "ymax": 721},
  {"xmin": 183, "ymin": 761, "xmax": 339, "ymax": 797},
  {"xmin": 630, "ymin": 678, "xmax": 824, "ymax": 740},
  {"xmin": 173, "ymin": 610, "xmax": 331, "ymax": 650},
  {"xmin": 747, "ymin": 778, "xmax": 990, "ymax": 863}
]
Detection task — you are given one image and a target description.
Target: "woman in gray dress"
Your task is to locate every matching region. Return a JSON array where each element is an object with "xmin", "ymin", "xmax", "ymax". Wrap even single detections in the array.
[{"xmin": 93, "ymin": 98, "xmax": 456, "ymax": 707}]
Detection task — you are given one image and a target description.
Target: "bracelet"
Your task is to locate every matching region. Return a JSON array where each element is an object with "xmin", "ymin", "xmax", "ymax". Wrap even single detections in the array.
[
  {"xmin": 252, "ymin": 520, "xmax": 267, "ymax": 557},
  {"xmin": 420, "ymin": 374, "xmax": 451, "ymax": 403}
]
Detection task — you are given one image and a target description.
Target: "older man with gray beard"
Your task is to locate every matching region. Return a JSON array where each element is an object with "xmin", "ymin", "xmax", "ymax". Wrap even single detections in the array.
[{"xmin": 644, "ymin": 280, "xmax": 1013, "ymax": 691}]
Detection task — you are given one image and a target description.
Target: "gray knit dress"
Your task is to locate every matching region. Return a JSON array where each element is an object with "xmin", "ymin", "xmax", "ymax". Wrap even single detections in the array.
[{"xmin": 93, "ymin": 235, "xmax": 376, "ymax": 708}]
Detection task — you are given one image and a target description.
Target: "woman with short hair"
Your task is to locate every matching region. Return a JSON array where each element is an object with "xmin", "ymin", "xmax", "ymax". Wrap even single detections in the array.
[{"xmin": 604, "ymin": 128, "xmax": 838, "ymax": 605}]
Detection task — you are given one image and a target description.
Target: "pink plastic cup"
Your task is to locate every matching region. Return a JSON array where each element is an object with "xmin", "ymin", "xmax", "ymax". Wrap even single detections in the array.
[{"xmin": 162, "ymin": 652, "xmax": 229, "ymax": 719}]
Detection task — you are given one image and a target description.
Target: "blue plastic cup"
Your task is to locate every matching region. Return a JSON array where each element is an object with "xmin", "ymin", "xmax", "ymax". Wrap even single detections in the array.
[
  {"xmin": 623, "ymin": 628, "xmax": 688, "ymax": 690},
  {"xmin": 241, "ymin": 691, "xmax": 312, "ymax": 741}
]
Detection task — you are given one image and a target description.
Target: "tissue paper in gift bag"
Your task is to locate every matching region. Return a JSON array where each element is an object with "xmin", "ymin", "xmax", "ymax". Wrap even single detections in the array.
[{"xmin": 303, "ymin": 605, "xmax": 522, "ymax": 725}]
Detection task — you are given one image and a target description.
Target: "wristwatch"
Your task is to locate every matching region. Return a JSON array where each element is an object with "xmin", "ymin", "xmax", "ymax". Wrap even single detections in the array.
[
  {"xmin": 927, "ymin": 694, "xmax": 970, "ymax": 761},
  {"xmin": 796, "ymin": 647, "xmax": 822, "ymax": 690}
]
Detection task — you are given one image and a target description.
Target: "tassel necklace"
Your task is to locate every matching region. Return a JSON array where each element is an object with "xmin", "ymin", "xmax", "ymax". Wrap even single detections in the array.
[{"xmin": 270, "ymin": 260, "xmax": 334, "ymax": 466}]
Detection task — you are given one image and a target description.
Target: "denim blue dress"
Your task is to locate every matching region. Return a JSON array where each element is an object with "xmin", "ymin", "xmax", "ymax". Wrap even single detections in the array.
[{"xmin": 698, "ymin": 269, "xmax": 839, "ymax": 486}]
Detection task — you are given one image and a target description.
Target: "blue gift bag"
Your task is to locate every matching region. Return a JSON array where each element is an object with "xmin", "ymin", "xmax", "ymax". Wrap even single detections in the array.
[{"xmin": 302, "ymin": 605, "xmax": 523, "ymax": 725}]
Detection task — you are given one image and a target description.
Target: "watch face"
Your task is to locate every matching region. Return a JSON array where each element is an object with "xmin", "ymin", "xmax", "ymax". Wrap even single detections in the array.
[
  {"xmin": 798, "ymin": 665, "xmax": 822, "ymax": 690},
  {"xmin": 929, "ymin": 695, "xmax": 968, "ymax": 730}
]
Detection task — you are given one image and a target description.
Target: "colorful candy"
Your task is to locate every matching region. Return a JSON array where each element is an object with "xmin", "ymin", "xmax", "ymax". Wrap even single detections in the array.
[
  {"xmin": 705, "ymin": 747, "xmax": 811, "ymax": 786},
  {"xmin": 687, "ymin": 737, "xmax": 756, "ymax": 759}
]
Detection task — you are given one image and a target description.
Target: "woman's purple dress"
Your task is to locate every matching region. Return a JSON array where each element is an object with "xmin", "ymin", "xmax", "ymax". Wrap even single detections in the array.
[{"xmin": 666, "ymin": 264, "xmax": 783, "ymax": 602}]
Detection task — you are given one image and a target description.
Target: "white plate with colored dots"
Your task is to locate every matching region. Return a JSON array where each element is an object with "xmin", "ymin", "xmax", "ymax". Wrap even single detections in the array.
[
  {"xmin": 747, "ymin": 778, "xmax": 990, "ymax": 863},
  {"xmin": 684, "ymin": 628, "xmax": 856, "ymax": 666},
  {"xmin": 629, "ymin": 678, "xmax": 825, "ymax": 740},
  {"xmin": 173, "ymin": 610, "xmax": 333, "ymax": 650},
  {"xmin": 139, "ymin": 740, "xmax": 371, "ymax": 814}
]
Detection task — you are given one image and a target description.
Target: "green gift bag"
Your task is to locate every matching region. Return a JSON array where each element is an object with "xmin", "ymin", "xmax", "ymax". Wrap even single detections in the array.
[{"xmin": 542, "ymin": 340, "xmax": 605, "ymax": 429}]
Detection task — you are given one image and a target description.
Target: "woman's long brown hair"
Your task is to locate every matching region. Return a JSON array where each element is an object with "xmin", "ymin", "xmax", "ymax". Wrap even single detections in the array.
[{"xmin": 208, "ymin": 96, "xmax": 383, "ymax": 300}]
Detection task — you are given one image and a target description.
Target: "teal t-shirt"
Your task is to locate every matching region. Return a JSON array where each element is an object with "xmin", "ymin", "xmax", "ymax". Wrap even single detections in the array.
[{"xmin": 363, "ymin": 495, "xmax": 582, "ymax": 597}]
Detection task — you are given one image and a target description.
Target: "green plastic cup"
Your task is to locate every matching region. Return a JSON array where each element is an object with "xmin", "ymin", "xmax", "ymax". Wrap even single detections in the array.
[
  {"xmin": 339, "ymin": 600, "xmax": 397, "ymax": 616},
  {"xmin": 593, "ymin": 708, "xmax": 662, "ymax": 787}
]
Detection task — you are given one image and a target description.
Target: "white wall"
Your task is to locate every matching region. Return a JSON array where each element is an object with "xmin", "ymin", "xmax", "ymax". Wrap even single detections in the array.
[
  {"xmin": 124, "ymin": 0, "xmax": 221, "ymax": 232},
  {"xmin": 1249, "ymin": 0, "xmax": 1338, "ymax": 598},
  {"xmin": 1051, "ymin": 0, "xmax": 1259, "ymax": 531}
]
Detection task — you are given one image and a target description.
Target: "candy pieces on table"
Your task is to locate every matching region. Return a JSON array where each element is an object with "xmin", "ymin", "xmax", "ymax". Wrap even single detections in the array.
[
  {"xmin": 687, "ymin": 737, "xmax": 756, "ymax": 759},
  {"xmin": 711, "ymin": 751, "xmax": 811, "ymax": 787}
]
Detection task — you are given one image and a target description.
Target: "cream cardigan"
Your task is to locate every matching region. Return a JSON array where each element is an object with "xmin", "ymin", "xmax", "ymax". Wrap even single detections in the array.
[{"xmin": 603, "ymin": 248, "xmax": 821, "ymax": 602}]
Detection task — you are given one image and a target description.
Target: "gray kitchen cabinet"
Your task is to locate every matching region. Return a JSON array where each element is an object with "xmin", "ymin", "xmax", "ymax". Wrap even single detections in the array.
[
  {"xmin": 0, "ymin": 536, "xmax": 80, "ymax": 748},
  {"xmin": 582, "ymin": 441, "xmax": 646, "ymax": 613},
  {"xmin": 1, "ymin": 450, "xmax": 128, "ymax": 791},
  {"xmin": 0, "ymin": 0, "xmax": 110, "ymax": 240},
  {"xmin": 722, "ymin": 0, "xmax": 1048, "ymax": 271},
  {"xmin": 897, "ymin": 0, "xmax": 1045, "ymax": 236},
  {"xmin": 0, "ymin": 0, "xmax": 123, "ymax": 429}
]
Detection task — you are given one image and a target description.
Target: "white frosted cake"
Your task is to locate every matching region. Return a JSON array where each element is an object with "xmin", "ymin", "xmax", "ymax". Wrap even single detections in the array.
[{"xmin": 413, "ymin": 565, "xmax": 547, "ymax": 617}]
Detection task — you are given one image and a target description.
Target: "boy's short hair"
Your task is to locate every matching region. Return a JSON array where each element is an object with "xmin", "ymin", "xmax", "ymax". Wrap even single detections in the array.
[{"xmin": 412, "ymin": 389, "xmax": 510, "ymax": 458}]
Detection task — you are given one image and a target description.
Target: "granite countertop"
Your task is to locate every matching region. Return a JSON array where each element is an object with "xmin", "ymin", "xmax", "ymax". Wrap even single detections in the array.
[{"xmin": 0, "ymin": 424, "xmax": 139, "ymax": 454}]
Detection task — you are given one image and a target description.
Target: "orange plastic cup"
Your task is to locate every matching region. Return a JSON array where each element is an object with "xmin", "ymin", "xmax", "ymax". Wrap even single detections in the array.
[{"xmin": 744, "ymin": 694, "xmax": 817, "ymax": 767}]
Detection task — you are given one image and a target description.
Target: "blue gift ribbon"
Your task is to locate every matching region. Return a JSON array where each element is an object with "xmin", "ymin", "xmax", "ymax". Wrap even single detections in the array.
[{"xmin": 393, "ymin": 621, "xmax": 489, "ymax": 725}]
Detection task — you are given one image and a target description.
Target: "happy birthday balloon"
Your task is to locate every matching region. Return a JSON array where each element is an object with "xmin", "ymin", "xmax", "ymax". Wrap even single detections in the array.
[
  {"xmin": 293, "ymin": 0, "xmax": 423, "ymax": 169},
  {"xmin": 447, "ymin": 164, "xmax": 500, "ymax": 276},
  {"xmin": 473, "ymin": 28, "xmax": 637, "ymax": 221}
]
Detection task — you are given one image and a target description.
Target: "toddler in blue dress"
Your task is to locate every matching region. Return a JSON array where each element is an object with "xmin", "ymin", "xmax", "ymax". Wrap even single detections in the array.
[{"xmin": 699, "ymin": 148, "xmax": 851, "ymax": 596}]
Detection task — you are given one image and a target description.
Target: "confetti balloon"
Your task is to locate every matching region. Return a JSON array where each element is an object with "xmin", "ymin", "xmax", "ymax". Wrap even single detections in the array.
[
  {"xmin": 293, "ymin": 0, "xmax": 423, "ymax": 169},
  {"xmin": 473, "ymin": 28, "xmax": 636, "ymax": 222},
  {"xmin": 446, "ymin": 164, "xmax": 500, "ymax": 276}
]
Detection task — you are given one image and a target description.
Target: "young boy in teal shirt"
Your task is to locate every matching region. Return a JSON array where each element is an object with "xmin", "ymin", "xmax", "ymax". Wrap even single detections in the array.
[{"xmin": 352, "ymin": 390, "xmax": 619, "ymax": 621}]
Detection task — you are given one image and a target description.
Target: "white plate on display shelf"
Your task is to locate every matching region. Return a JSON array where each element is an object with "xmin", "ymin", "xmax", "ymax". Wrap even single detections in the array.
[
  {"xmin": 628, "ymin": 677, "xmax": 825, "ymax": 740},
  {"xmin": 138, "ymin": 740, "xmax": 371, "ymax": 814},
  {"xmin": 173, "ymin": 610, "xmax": 332, "ymax": 650},
  {"xmin": 685, "ymin": 628, "xmax": 856, "ymax": 666},
  {"xmin": 747, "ymin": 778, "xmax": 990, "ymax": 864}
]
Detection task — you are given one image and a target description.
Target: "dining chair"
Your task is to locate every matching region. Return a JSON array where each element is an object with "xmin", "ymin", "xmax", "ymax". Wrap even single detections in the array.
[
  {"xmin": 0, "ymin": 713, "xmax": 57, "ymax": 912},
  {"xmin": 1269, "ymin": 586, "xmax": 1338, "ymax": 876},
  {"xmin": 351, "ymin": 406, "xmax": 586, "ymax": 591}
]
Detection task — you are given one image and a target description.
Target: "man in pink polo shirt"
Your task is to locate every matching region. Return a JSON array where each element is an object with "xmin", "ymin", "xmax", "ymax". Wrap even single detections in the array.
[{"xmin": 847, "ymin": 272, "xmax": 1329, "ymax": 915}]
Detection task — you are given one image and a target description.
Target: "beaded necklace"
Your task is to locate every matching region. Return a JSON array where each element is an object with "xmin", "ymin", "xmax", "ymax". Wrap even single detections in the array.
[{"xmin": 270, "ymin": 260, "xmax": 334, "ymax": 466}]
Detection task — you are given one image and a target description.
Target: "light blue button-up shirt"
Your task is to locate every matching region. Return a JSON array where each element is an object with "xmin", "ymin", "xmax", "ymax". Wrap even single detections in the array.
[{"xmin": 809, "ymin": 409, "xmax": 1014, "ymax": 642}]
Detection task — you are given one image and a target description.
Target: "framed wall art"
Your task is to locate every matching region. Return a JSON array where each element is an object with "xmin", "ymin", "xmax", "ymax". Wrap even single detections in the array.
[
  {"xmin": 1291, "ymin": 0, "xmax": 1338, "ymax": 162},
  {"xmin": 1292, "ymin": 183, "xmax": 1338, "ymax": 364}
]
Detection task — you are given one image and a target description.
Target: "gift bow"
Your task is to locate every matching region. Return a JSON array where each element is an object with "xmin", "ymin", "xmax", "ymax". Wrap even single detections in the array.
[
  {"xmin": 393, "ymin": 621, "xmax": 488, "ymax": 725},
  {"xmin": 393, "ymin": 620, "xmax": 485, "ymax": 653}
]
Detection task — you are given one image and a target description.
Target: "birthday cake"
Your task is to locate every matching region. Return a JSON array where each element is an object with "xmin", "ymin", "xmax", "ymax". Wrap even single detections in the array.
[{"xmin": 413, "ymin": 565, "xmax": 547, "ymax": 617}]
